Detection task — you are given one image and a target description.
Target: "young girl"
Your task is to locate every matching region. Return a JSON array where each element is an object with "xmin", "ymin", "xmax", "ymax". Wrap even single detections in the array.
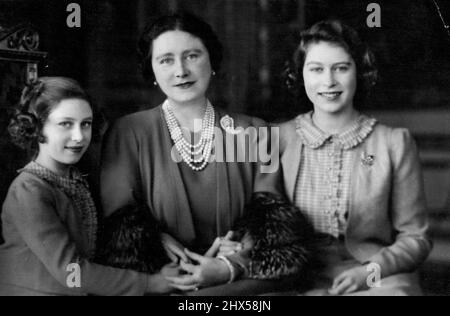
[
  {"xmin": 0, "ymin": 77, "xmax": 176, "ymax": 296},
  {"xmin": 279, "ymin": 20, "xmax": 432, "ymax": 295}
]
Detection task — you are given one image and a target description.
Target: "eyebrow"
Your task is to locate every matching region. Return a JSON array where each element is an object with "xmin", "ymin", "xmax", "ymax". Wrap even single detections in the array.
[
  {"xmin": 55, "ymin": 117, "xmax": 93, "ymax": 121},
  {"xmin": 155, "ymin": 48, "xmax": 204, "ymax": 60},
  {"xmin": 305, "ymin": 61, "xmax": 352, "ymax": 66}
]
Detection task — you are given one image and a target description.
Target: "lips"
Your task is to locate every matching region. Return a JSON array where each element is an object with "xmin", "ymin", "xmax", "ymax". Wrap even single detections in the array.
[
  {"xmin": 318, "ymin": 91, "xmax": 343, "ymax": 100},
  {"xmin": 65, "ymin": 146, "xmax": 84, "ymax": 154},
  {"xmin": 175, "ymin": 81, "xmax": 195, "ymax": 89}
]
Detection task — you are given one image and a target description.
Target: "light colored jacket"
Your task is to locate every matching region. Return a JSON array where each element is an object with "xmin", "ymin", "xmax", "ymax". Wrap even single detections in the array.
[{"xmin": 279, "ymin": 118, "xmax": 432, "ymax": 278}]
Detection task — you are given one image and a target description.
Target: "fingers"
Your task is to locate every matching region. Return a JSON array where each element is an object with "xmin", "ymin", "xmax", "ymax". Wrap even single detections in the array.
[
  {"xmin": 184, "ymin": 248, "xmax": 206, "ymax": 264},
  {"xmin": 164, "ymin": 247, "xmax": 180, "ymax": 263},
  {"xmin": 204, "ymin": 231, "xmax": 237, "ymax": 258},
  {"xmin": 179, "ymin": 260, "xmax": 197, "ymax": 274},
  {"xmin": 166, "ymin": 275, "xmax": 197, "ymax": 286},
  {"xmin": 219, "ymin": 241, "xmax": 243, "ymax": 252},
  {"xmin": 170, "ymin": 284, "xmax": 199, "ymax": 292},
  {"xmin": 329, "ymin": 277, "xmax": 352, "ymax": 296},
  {"xmin": 224, "ymin": 231, "xmax": 234, "ymax": 240},
  {"xmin": 204, "ymin": 237, "xmax": 221, "ymax": 258},
  {"xmin": 343, "ymin": 284, "xmax": 359, "ymax": 295},
  {"xmin": 168, "ymin": 245, "xmax": 189, "ymax": 263}
]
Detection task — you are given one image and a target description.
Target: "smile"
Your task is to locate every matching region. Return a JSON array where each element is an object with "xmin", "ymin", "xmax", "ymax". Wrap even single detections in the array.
[
  {"xmin": 318, "ymin": 92, "xmax": 343, "ymax": 100},
  {"xmin": 65, "ymin": 146, "xmax": 84, "ymax": 154},
  {"xmin": 175, "ymin": 82, "xmax": 195, "ymax": 89}
]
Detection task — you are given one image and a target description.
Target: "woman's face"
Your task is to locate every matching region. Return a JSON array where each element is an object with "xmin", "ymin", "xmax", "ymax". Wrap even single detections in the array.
[
  {"xmin": 303, "ymin": 41, "xmax": 357, "ymax": 115},
  {"xmin": 151, "ymin": 30, "xmax": 212, "ymax": 106},
  {"xmin": 37, "ymin": 98, "xmax": 93, "ymax": 174}
]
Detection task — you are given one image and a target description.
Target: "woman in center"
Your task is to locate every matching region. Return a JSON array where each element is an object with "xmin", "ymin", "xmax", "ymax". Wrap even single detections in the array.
[{"xmin": 100, "ymin": 12, "xmax": 300, "ymax": 294}]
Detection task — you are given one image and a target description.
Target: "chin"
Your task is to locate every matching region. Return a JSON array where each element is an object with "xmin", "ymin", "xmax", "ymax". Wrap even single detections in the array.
[{"xmin": 316, "ymin": 102, "xmax": 349, "ymax": 114}]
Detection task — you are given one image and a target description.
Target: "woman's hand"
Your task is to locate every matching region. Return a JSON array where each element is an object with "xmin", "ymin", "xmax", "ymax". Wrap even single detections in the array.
[
  {"xmin": 165, "ymin": 249, "xmax": 231, "ymax": 291},
  {"xmin": 161, "ymin": 232, "xmax": 189, "ymax": 263},
  {"xmin": 328, "ymin": 265, "xmax": 370, "ymax": 295},
  {"xmin": 204, "ymin": 231, "xmax": 234, "ymax": 257},
  {"xmin": 160, "ymin": 262, "xmax": 183, "ymax": 278}
]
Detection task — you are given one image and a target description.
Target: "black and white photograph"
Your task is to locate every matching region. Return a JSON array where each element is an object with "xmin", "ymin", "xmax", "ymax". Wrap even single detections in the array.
[{"xmin": 0, "ymin": 0, "xmax": 449, "ymax": 299}]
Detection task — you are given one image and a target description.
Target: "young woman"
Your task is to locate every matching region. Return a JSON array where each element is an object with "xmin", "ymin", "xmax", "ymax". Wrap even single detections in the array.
[
  {"xmin": 279, "ymin": 20, "xmax": 432, "ymax": 295},
  {"xmin": 100, "ymin": 12, "xmax": 307, "ymax": 294},
  {"xmin": 0, "ymin": 77, "xmax": 177, "ymax": 296}
]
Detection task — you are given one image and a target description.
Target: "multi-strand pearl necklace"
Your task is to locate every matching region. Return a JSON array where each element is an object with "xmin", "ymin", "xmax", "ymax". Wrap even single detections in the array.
[{"xmin": 162, "ymin": 100, "xmax": 215, "ymax": 171}]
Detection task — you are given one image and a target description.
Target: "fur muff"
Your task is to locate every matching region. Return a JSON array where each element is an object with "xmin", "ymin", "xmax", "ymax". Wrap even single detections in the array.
[
  {"xmin": 233, "ymin": 192, "xmax": 313, "ymax": 280},
  {"xmin": 96, "ymin": 193, "xmax": 312, "ymax": 280},
  {"xmin": 95, "ymin": 204, "xmax": 169, "ymax": 273}
]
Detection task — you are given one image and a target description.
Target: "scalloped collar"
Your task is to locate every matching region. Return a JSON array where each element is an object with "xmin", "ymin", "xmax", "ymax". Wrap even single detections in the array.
[{"xmin": 295, "ymin": 111, "xmax": 377, "ymax": 150}]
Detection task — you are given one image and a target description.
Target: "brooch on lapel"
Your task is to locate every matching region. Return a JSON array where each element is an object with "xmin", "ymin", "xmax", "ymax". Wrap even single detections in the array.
[
  {"xmin": 220, "ymin": 115, "xmax": 241, "ymax": 134},
  {"xmin": 361, "ymin": 152, "xmax": 375, "ymax": 166}
]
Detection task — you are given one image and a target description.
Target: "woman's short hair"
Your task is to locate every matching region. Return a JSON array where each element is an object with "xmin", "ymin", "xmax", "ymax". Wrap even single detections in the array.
[
  {"xmin": 287, "ymin": 20, "xmax": 378, "ymax": 107},
  {"xmin": 8, "ymin": 77, "xmax": 93, "ymax": 153},
  {"xmin": 138, "ymin": 11, "xmax": 223, "ymax": 82}
]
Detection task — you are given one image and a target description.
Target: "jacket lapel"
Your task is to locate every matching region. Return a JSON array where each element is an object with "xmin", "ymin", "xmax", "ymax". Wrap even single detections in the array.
[
  {"xmin": 158, "ymin": 109, "xmax": 196, "ymax": 244},
  {"xmin": 282, "ymin": 135, "xmax": 302, "ymax": 202}
]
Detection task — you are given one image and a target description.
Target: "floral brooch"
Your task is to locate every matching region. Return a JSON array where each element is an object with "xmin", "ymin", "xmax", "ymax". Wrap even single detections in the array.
[
  {"xmin": 220, "ymin": 115, "xmax": 241, "ymax": 134},
  {"xmin": 361, "ymin": 152, "xmax": 375, "ymax": 166}
]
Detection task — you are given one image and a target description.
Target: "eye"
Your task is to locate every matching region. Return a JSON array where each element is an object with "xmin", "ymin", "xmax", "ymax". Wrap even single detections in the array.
[
  {"xmin": 160, "ymin": 58, "xmax": 174, "ymax": 65},
  {"xmin": 186, "ymin": 53, "xmax": 199, "ymax": 61},
  {"xmin": 335, "ymin": 65, "xmax": 349, "ymax": 72},
  {"xmin": 59, "ymin": 121, "xmax": 73, "ymax": 128},
  {"xmin": 309, "ymin": 67, "xmax": 323, "ymax": 73},
  {"xmin": 81, "ymin": 121, "xmax": 93, "ymax": 129}
]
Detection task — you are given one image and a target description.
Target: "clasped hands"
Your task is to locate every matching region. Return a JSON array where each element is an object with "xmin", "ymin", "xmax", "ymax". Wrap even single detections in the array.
[{"xmin": 160, "ymin": 231, "xmax": 250, "ymax": 292}]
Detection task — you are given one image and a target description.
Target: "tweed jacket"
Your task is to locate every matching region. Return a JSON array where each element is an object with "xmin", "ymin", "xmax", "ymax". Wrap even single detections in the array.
[
  {"xmin": 0, "ymin": 172, "xmax": 152, "ymax": 296},
  {"xmin": 278, "ymin": 117, "xmax": 432, "ymax": 278}
]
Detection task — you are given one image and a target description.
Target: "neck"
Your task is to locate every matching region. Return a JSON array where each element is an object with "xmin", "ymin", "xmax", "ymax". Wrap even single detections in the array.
[
  {"xmin": 35, "ymin": 154, "xmax": 69, "ymax": 177},
  {"xmin": 168, "ymin": 97, "xmax": 208, "ymax": 131},
  {"xmin": 312, "ymin": 107, "xmax": 359, "ymax": 134}
]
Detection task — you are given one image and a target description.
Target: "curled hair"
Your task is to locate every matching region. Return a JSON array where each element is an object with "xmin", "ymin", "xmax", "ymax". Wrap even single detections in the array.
[
  {"xmin": 286, "ymin": 20, "xmax": 378, "ymax": 108},
  {"xmin": 8, "ymin": 77, "xmax": 95, "ymax": 153},
  {"xmin": 138, "ymin": 11, "xmax": 223, "ymax": 82}
]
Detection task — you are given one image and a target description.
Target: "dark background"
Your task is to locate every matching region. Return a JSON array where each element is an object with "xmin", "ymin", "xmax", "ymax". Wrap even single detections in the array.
[{"xmin": 1, "ymin": 0, "xmax": 450, "ymax": 295}]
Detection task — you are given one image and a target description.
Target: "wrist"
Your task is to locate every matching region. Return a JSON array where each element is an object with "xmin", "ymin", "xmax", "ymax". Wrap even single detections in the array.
[{"xmin": 217, "ymin": 255, "xmax": 236, "ymax": 284}]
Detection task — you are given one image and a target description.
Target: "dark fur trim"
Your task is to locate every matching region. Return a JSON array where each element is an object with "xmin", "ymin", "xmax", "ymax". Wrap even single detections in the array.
[
  {"xmin": 233, "ymin": 192, "xmax": 313, "ymax": 280},
  {"xmin": 96, "ymin": 193, "xmax": 312, "ymax": 280},
  {"xmin": 95, "ymin": 204, "xmax": 169, "ymax": 273}
]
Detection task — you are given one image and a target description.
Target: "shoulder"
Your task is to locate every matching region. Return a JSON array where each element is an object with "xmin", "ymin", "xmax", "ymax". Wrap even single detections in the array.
[
  {"xmin": 370, "ymin": 123, "xmax": 415, "ymax": 147},
  {"xmin": 105, "ymin": 106, "xmax": 162, "ymax": 139},
  {"xmin": 3, "ymin": 172, "xmax": 55, "ymax": 208},
  {"xmin": 112, "ymin": 106, "xmax": 161, "ymax": 131}
]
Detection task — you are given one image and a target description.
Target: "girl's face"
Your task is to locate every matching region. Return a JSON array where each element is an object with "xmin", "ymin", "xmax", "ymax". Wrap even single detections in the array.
[
  {"xmin": 151, "ymin": 30, "xmax": 212, "ymax": 106},
  {"xmin": 303, "ymin": 41, "xmax": 357, "ymax": 115},
  {"xmin": 37, "ymin": 98, "xmax": 93, "ymax": 174}
]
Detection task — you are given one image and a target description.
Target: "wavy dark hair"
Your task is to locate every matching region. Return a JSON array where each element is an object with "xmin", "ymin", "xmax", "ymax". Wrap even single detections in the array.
[
  {"xmin": 285, "ymin": 20, "xmax": 378, "ymax": 108},
  {"xmin": 8, "ymin": 77, "xmax": 97, "ymax": 154},
  {"xmin": 138, "ymin": 11, "xmax": 223, "ymax": 82}
]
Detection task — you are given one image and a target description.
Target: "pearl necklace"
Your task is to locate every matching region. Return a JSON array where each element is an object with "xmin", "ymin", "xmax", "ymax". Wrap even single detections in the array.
[{"xmin": 162, "ymin": 100, "xmax": 215, "ymax": 171}]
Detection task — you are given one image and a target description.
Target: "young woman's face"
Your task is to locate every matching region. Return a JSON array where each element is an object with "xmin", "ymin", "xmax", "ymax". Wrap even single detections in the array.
[
  {"xmin": 151, "ymin": 30, "xmax": 212, "ymax": 106},
  {"xmin": 303, "ymin": 41, "xmax": 357, "ymax": 115},
  {"xmin": 37, "ymin": 98, "xmax": 93, "ymax": 174}
]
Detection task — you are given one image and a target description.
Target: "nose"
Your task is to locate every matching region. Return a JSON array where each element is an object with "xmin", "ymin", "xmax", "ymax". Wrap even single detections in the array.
[
  {"xmin": 175, "ymin": 59, "xmax": 189, "ymax": 78},
  {"xmin": 323, "ymin": 69, "xmax": 337, "ymax": 87},
  {"xmin": 71, "ymin": 126, "xmax": 84, "ymax": 143}
]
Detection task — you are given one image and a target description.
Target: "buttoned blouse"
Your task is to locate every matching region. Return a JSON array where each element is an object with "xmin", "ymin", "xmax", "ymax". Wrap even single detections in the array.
[{"xmin": 293, "ymin": 112, "xmax": 377, "ymax": 237}]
